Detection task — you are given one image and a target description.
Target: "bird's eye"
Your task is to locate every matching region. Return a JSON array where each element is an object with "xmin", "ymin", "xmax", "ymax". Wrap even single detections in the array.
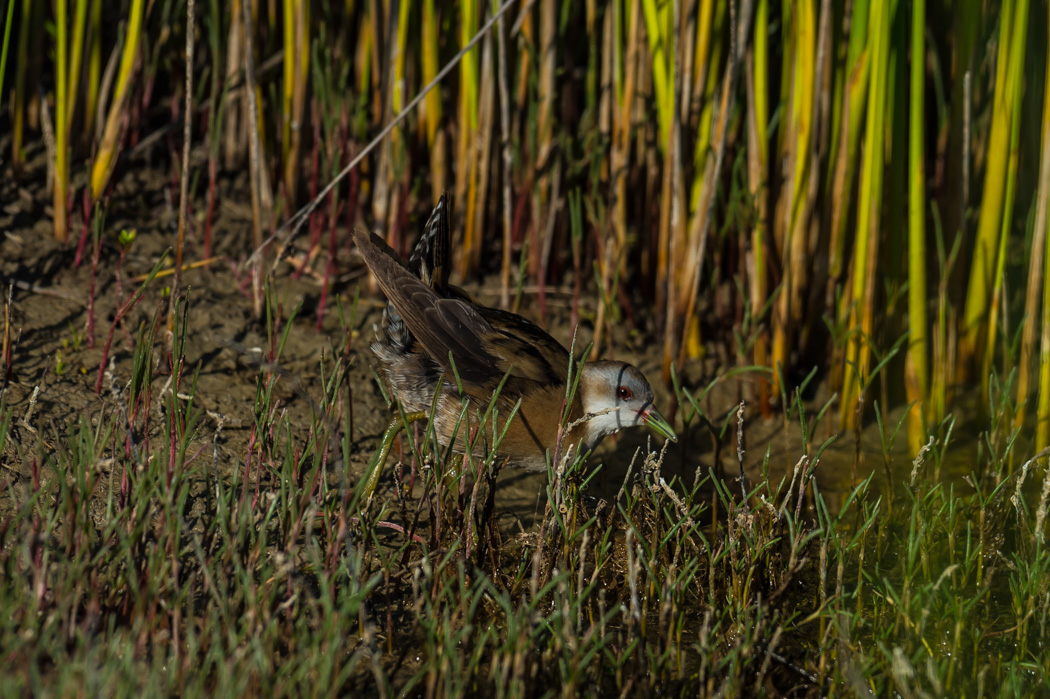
[{"xmin": 618, "ymin": 386, "xmax": 633, "ymax": 401}]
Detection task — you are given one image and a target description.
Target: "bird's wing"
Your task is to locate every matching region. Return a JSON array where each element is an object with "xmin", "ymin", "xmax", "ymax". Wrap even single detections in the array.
[
  {"xmin": 355, "ymin": 229, "xmax": 499, "ymax": 385},
  {"xmin": 479, "ymin": 307, "xmax": 572, "ymax": 388},
  {"xmin": 408, "ymin": 192, "xmax": 452, "ymax": 292}
]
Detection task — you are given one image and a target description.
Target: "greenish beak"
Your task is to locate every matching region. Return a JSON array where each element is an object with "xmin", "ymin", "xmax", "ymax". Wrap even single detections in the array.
[{"xmin": 642, "ymin": 407, "xmax": 677, "ymax": 443}]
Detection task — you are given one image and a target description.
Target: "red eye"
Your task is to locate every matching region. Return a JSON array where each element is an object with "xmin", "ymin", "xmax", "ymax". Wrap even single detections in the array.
[{"xmin": 618, "ymin": 386, "xmax": 633, "ymax": 401}]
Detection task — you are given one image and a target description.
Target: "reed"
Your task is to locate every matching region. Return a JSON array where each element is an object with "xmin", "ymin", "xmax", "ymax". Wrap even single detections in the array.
[
  {"xmin": 10, "ymin": 0, "xmax": 34, "ymax": 171},
  {"xmin": 52, "ymin": 0, "xmax": 69, "ymax": 240},
  {"xmin": 281, "ymin": 0, "xmax": 309, "ymax": 205},
  {"xmin": 454, "ymin": 0, "xmax": 479, "ymax": 278},
  {"xmin": 89, "ymin": 0, "xmax": 146, "ymax": 201},
  {"xmin": 840, "ymin": 0, "xmax": 893, "ymax": 431},
  {"xmin": 422, "ymin": 0, "xmax": 445, "ymax": 200},
  {"xmin": 960, "ymin": 2, "xmax": 1027, "ymax": 387},
  {"xmin": 746, "ymin": 0, "xmax": 770, "ymax": 415},
  {"xmin": 905, "ymin": 0, "xmax": 929, "ymax": 453},
  {"xmin": 0, "ymin": 3, "xmax": 11, "ymax": 158},
  {"xmin": 1040, "ymin": 6, "xmax": 1050, "ymax": 451}
]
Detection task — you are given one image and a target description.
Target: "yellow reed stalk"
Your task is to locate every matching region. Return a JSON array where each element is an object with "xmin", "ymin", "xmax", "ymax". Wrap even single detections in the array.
[
  {"xmin": 650, "ymin": 0, "xmax": 677, "ymax": 365},
  {"xmin": 470, "ymin": 32, "xmax": 496, "ymax": 274},
  {"xmin": 281, "ymin": 0, "xmax": 293, "ymax": 163},
  {"xmin": 90, "ymin": 0, "xmax": 146, "ymax": 201},
  {"xmin": 280, "ymin": 0, "xmax": 310, "ymax": 201},
  {"xmin": 641, "ymin": 0, "xmax": 673, "ymax": 149},
  {"xmin": 454, "ymin": 0, "xmax": 479, "ymax": 276},
  {"xmin": 391, "ymin": 0, "xmax": 410, "ymax": 154},
  {"xmin": 355, "ymin": 10, "xmax": 372, "ymax": 115},
  {"xmin": 422, "ymin": 0, "xmax": 445, "ymax": 199},
  {"xmin": 771, "ymin": 0, "xmax": 816, "ymax": 379},
  {"xmin": 685, "ymin": 0, "xmax": 722, "ymax": 218},
  {"xmin": 905, "ymin": 0, "xmax": 929, "ymax": 454}
]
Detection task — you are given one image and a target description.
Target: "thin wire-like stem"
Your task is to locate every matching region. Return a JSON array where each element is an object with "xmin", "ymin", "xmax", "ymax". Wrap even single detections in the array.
[
  {"xmin": 250, "ymin": 0, "xmax": 522, "ymax": 269},
  {"xmin": 169, "ymin": 0, "xmax": 196, "ymax": 346}
]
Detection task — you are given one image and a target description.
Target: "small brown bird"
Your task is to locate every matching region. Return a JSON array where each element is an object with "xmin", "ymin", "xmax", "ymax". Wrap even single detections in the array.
[{"xmin": 355, "ymin": 194, "xmax": 675, "ymax": 472}]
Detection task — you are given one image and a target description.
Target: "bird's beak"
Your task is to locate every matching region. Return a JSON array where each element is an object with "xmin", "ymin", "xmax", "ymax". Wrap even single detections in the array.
[{"xmin": 641, "ymin": 407, "xmax": 677, "ymax": 443}]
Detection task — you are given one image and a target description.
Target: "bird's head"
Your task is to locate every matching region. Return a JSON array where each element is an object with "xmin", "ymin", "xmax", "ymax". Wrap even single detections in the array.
[{"xmin": 577, "ymin": 360, "xmax": 677, "ymax": 450}]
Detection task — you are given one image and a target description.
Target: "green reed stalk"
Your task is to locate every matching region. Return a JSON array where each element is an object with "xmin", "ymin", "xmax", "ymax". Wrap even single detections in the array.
[
  {"xmin": 67, "ymin": 0, "xmax": 88, "ymax": 130},
  {"xmin": 0, "ymin": 0, "xmax": 13, "ymax": 122},
  {"xmin": 961, "ymin": 2, "xmax": 1019, "ymax": 380},
  {"xmin": 11, "ymin": 0, "xmax": 33, "ymax": 170},
  {"xmin": 840, "ymin": 0, "xmax": 894, "ymax": 430},
  {"xmin": 83, "ymin": 0, "xmax": 101, "ymax": 141},
  {"xmin": 466, "ymin": 4, "xmax": 494, "ymax": 276},
  {"xmin": 905, "ymin": 0, "xmax": 928, "ymax": 454},
  {"xmin": 52, "ymin": 0, "xmax": 70, "ymax": 240}
]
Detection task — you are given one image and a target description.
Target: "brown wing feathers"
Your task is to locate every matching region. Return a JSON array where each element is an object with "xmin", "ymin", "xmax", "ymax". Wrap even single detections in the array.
[{"xmin": 354, "ymin": 229, "xmax": 497, "ymax": 385}]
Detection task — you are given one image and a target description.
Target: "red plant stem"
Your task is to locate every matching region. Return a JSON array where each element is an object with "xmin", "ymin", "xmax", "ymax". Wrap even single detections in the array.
[
  {"xmin": 616, "ymin": 282, "xmax": 638, "ymax": 330},
  {"xmin": 316, "ymin": 199, "xmax": 344, "ymax": 331},
  {"xmin": 167, "ymin": 350, "xmax": 184, "ymax": 488},
  {"xmin": 74, "ymin": 190, "xmax": 94, "ymax": 266},
  {"xmin": 86, "ymin": 226, "xmax": 103, "ymax": 349},
  {"xmin": 94, "ymin": 280, "xmax": 153, "ymax": 393},
  {"xmin": 242, "ymin": 424, "xmax": 256, "ymax": 508}
]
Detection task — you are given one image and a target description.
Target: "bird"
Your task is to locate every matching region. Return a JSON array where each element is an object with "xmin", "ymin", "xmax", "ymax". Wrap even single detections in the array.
[{"xmin": 354, "ymin": 194, "xmax": 675, "ymax": 480}]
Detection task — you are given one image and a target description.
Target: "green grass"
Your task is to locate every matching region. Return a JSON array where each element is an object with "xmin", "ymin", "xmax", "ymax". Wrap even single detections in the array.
[{"xmin": 2, "ymin": 297, "xmax": 1049, "ymax": 696}]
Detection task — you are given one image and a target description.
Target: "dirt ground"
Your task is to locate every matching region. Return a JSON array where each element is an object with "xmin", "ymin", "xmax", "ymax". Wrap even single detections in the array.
[{"xmin": 1, "ymin": 139, "xmax": 914, "ymax": 526}]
